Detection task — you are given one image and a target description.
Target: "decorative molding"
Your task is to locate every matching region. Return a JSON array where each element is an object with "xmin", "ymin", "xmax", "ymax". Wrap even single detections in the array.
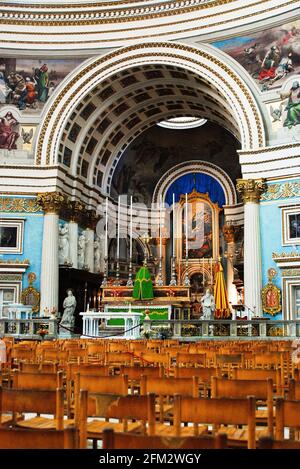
[
  {"xmin": 282, "ymin": 269, "xmax": 300, "ymax": 277},
  {"xmin": 272, "ymin": 252, "xmax": 300, "ymax": 259},
  {"xmin": 0, "ymin": 197, "xmax": 40, "ymax": 213},
  {"xmin": 261, "ymin": 182, "xmax": 300, "ymax": 201},
  {"xmin": 0, "ymin": 258, "xmax": 29, "ymax": 264},
  {"xmin": 236, "ymin": 178, "xmax": 267, "ymax": 204},
  {"xmin": 0, "ymin": 273, "xmax": 22, "ymax": 281}
]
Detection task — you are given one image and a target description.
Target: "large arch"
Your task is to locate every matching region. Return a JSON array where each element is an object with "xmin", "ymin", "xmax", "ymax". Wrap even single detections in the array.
[{"xmin": 35, "ymin": 42, "xmax": 266, "ymax": 196}]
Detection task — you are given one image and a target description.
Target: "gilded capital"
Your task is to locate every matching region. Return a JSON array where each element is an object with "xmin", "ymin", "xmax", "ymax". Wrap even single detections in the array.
[
  {"xmin": 37, "ymin": 192, "xmax": 67, "ymax": 214},
  {"xmin": 236, "ymin": 178, "xmax": 267, "ymax": 204},
  {"xmin": 86, "ymin": 209, "xmax": 102, "ymax": 230},
  {"xmin": 68, "ymin": 200, "xmax": 85, "ymax": 223}
]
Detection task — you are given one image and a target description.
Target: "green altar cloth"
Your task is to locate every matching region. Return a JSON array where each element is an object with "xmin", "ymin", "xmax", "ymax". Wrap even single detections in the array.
[{"xmin": 132, "ymin": 266, "xmax": 154, "ymax": 300}]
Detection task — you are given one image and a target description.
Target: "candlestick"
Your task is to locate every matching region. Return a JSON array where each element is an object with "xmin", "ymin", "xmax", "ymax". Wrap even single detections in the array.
[
  {"xmin": 104, "ymin": 197, "xmax": 108, "ymax": 258},
  {"xmin": 126, "ymin": 196, "xmax": 134, "ymax": 287},
  {"xmin": 185, "ymin": 193, "xmax": 188, "ymax": 257},
  {"xmin": 117, "ymin": 195, "xmax": 120, "ymax": 259},
  {"xmin": 172, "ymin": 193, "xmax": 175, "ymax": 257},
  {"xmin": 129, "ymin": 196, "xmax": 133, "ymax": 260},
  {"xmin": 159, "ymin": 195, "xmax": 162, "ymax": 259}
]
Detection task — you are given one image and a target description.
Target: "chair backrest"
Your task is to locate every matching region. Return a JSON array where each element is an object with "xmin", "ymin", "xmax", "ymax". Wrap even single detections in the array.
[
  {"xmin": 140, "ymin": 352, "xmax": 170, "ymax": 368},
  {"xmin": 0, "ymin": 386, "xmax": 64, "ymax": 430},
  {"xmin": 275, "ymin": 398, "xmax": 300, "ymax": 440},
  {"xmin": 102, "ymin": 428, "xmax": 228, "ymax": 449},
  {"xmin": 141, "ymin": 376, "xmax": 199, "ymax": 398},
  {"xmin": 0, "ymin": 427, "xmax": 77, "ymax": 449},
  {"xmin": 174, "ymin": 366, "xmax": 217, "ymax": 382},
  {"xmin": 120, "ymin": 365, "xmax": 163, "ymax": 380},
  {"xmin": 67, "ymin": 363, "xmax": 109, "ymax": 381},
  {"xmin": 12, "ymin": 370, "xmax": 63, "ymax": 390},
  {"xmin": 19, "ymin": 362, "xmax": 59, "ymax": 374},
  {"xmin": 75, "ymin": 373, "xmax": 128, "ymax": 395},
  {"xmin": 176, "ymin": 353, "xmax": 206, "ymax": 367},
  {"xmin": 259, "ymin": 436, "xmax": 300, "ymax": 449},
  {"xmin": 105, "ymin": 352, "xmax": 134, "ymax": 366},
  {"xmin": 174, "ymin": 394, "xmax": 256, "ymax": 449}
]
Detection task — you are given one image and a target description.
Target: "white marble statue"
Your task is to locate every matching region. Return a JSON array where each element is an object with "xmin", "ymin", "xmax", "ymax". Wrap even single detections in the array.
[
  {"xmin": 60, "ymin": 289, "xmax": 76, "ymax": 331},
  {"xmin": 58, "ymin": 223, "xmax": 69, "ymax": 265},
  {"xmin": 78, "ymin": 233, "xmax": 86, "ymax": 269},
  {"xmin": 94, "ymin": 235, "xmax": 102, "ymax": 273},
  {"xmin": 201, "ymin": 288, "xmax": 215, "ymax": 320}
]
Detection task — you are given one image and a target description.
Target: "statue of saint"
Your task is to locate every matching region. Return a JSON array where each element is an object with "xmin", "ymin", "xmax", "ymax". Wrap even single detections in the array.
[
  {"xmin": 60, "ymin": 289, "xmax": 76, "ymax": 331},
  {"xmin": 201, "ymin": 288, "xmax": 215, "ymax": 320},
  {"xmin": 78, "ymin": 233, "xmax": 86, "ymax": 269},
  {"xmin": 58, "ymin": 223, "xmax": 69, "ymax": 265},
  {"xmin": 94, "ymin": 235, "xmax": 102, "ymax": 273}
]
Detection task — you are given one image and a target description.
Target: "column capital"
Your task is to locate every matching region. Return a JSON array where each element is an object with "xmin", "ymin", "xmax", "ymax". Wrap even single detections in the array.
[
  {"xmin": 85, "ymin": 209, "xmax": 102, "ymax": 230},
  {"xmin": 223, "ymin": 224, "xmax": 242, "ymax": 244},
  {"xmin": 236, "ymin": 178, "xmax": 267, "ymax": 203},
  {"xmin": 68, "ymin": 200, "xmax": 85, "ymax": 223},
  {"xmin": 37, "ymin": 191, "xmax": 67, "ymax": 214}
]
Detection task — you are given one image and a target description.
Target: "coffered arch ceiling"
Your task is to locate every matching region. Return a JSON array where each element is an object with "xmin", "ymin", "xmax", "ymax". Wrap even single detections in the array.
[
  {"xmin": 57, "ymin": 64, "xmax": 240, "ymax": 193},
  {"xmin": 35, "ymin": 42, "xmax": 266, "ymax": 196}
]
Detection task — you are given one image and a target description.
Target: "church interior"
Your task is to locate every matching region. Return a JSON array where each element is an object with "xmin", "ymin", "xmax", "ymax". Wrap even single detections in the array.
[{"xmin": 1, "ymin": 0, "xmax": 300, "ymax": 453}]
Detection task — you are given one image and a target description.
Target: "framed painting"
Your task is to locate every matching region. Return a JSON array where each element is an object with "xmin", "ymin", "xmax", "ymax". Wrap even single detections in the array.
[{"xmin": 0, "ymin": 219, "xmax": 24, "ymax": 254}]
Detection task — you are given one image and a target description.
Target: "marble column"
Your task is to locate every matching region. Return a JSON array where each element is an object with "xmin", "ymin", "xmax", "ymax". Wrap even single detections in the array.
[
  {"xmin": 37, "ymin": 192, "xmax": 66, "ymax": 316},
  {"xmin": 68, "ymin": 201, "xmax": 84, "ymax": 269},
  {"xmin": 236, "ymin": 179, "xmax": 267, "ymax": 318}
]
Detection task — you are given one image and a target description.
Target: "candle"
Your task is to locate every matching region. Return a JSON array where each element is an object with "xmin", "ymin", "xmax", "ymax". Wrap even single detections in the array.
[
  {"xmin": 117, "ymin": 195, "xmax": 120, "ymax": 259},
  {"xmin": 159, "ymin": 195, "xmax": 162, "ymax": 258},
  {"xmin": 202, "ymin": 258, "xmax": 204, "ymax": 286},
  {"xmin": 105, "ymin": 197, "xmax": 108, "ymax": 258},
  {"xmin": 210, "ymin": 257, "xmax": 213, "ymax": 283},
  {"xmin": 172, "ymin": 193, "xmax": 175, "ymax": 257},
  {"xmin": 185, "ymin": 193, "xmax": 188, "ymax": 258},
  {"xmin": 129, "ymin": 196, "xmax": 133, "ymax": 260}
]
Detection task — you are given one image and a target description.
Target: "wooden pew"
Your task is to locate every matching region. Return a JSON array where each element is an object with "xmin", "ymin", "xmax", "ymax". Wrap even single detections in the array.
[
  {"xmin": 259, "ymin": 436, "xmax": 300, "ymax": 449},
  {"xmin": 275, "ymin": 398, "xmax": 300, "ymax": 440}
]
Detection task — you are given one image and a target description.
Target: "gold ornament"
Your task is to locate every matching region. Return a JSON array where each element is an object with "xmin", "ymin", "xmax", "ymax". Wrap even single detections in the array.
[
  {"xmin": 36, "ymin": 192, "xmax": 67, "ymax": 214},
  {"xmin": 236, "ymin": 178, "xmax": 267, "ymax": 203},
  {"xmin": 261, "ymin": 268, "xmax": 281, "ymax": 316}
]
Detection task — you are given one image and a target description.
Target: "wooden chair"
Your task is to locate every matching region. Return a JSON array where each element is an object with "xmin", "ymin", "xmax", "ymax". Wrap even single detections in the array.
[
  {"xmin": 79, "ymin": 390, "xmax": 156, "ymax": 448},
  {"xmin": 140, "ymin": 376, "xmax": 199, "ymax": 426},
  {"xmin": 173, "ymin": 394, "xmax": 256, "ymax": 449},
  {"xmin": 0, "ymin": 427, "xmax": 78, "ymax": 449},
  {"xmin": 288, "ymin": 379, "xmax": 300, "ymax": 400},
  {"xmin": 174, "ymin": 367, "xmax": 218, "ymax": 397},
  {"xmin": 275, "ymin": 398, "xmax": 300, "ymax": 440},
  {"xmin": 139, "ymin": 352, "xmax": 171, "ymax": 369},
  {"xmin": 102, "ymin": 428, "xmax": 228, "ymax": 449},
  {"xmin": 0, "ymin": 386, "xmax": 66, "ymax": 430},
  {"xmin": 211, "ymin": 376, "xmax": 274, "ymax": 437},
  {"xmin": 259, "ymin": 436, "xmax": 300, "ymax": 449}
]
